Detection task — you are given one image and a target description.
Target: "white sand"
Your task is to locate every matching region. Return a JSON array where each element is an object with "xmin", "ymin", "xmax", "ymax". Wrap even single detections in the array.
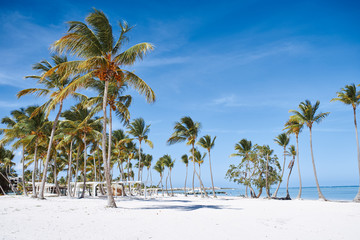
[{"xmin": 1, "ymin": 195, "xmax": 360, "ymax": 240}]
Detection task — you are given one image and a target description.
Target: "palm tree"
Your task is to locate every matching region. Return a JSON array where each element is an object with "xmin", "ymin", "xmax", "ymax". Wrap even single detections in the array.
[
  {"xmin": 181, "ymin": 154, "xmax": 189, "ymax": 196},
  {"xmin": 127, "ymin": 118, "xmax": 153, "ymax": 182},
  {"xmin": 331, "ymin": 84, "xmax": 360, "ymax": 202},
  {"xmin": 154, "ymin": 159, "xmax": 165, "ymax": 196},
  {"xmin": 162, "ymin": 154, "xmax": 175, "ymax": 196},
  {"xmin": 230, "ymin": 139, "xmax": 253, "ymax": 197},
  {"xmin": 167, "ymin": 116, "xmax": 203, "ymax": 196},
  {"xmin": 190, "ymin": 149, "xmax": 207, "ymax": 197},
  {"xmin": 143, "ymin": 154, "xmax": 153, "ymax": 185},
  {"xmin": 290, "ymin": 100, "xmax": 329, "ymax": 200},
  {"xmin": 284, "ymin": 116, "xmax": 304, "ymax": 199},
  {"xmin": 1, "ymin": 108, "xmax": 30, "ymax": 196},
  {"xmin": 61, "ymin": 104, "xmax": 102, "ymax": 198},
  {"xmin": 48, "ymin": 9, "xmax": 156, "ymax": 207},
  {"xmin": 14, "ymin": 106, "xmax": 50, "ymax": 197},
  {"xmin": 197, "ymin": 135, "xmax": 217, "ymax": 197},
  {"xmin": 272, "ymin": 133, "xmax": 290, "ymax": 198},
  {"xmin": 18, "ymin": 55, "xmax": 78, "ymax": 200},
  {"xmin": 285, "ymin": 145, "xmax": 296, "ymax": 199}
]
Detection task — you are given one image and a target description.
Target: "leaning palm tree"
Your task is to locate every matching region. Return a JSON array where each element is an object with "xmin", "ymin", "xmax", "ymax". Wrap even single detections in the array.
[
  {"xmin": 284, "ymin": 116, "xmax": 304, "ymax": 199},
  {"xmin": 197, "ymin": 135, "xmax": 217, "ymax": 197},
  {"xmin": 272, "ymin": 133, "xmax": 290, "ymax": 198},
  {"xmin": 127, "ymin": 118, "xmax": 153, "ymax": 182},
  {"xmin": 167, "ymin": 116, "xmax": 204, "ymax": 196},
  {"xmin": 331, "ymin": 84, "xmax": 360, "ymax": 202},
  {"xmin": 181, "ymin": 154, "xmax": 189, "ymax": 196},
  {"xmin": 290, "ymin": 100, "xmax": 329, "ymax": 200},
  {"xmin": 285, "ymin": 145, "xmax": 296, "ymax": 199},
  {"xmin": 48, "ymin": 9, "xmax": 156, "ymax": 207},
  {"xmin": 18, "ymin": 55, "xmax": 79, "ymax": 200}
]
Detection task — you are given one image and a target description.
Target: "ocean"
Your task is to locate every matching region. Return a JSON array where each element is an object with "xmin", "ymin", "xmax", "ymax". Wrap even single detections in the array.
[{"xmin": 220, "ymin": 185, "xmax": 359, "ymax": 201}]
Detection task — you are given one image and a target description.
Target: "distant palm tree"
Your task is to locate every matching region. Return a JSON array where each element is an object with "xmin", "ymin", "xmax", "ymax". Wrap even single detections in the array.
[
  {"xmin": 197, "ymin": 135, "xmax": 217, "ymax": 197},
  {"xmin": 167, "ymin": 116, "xmax": 203, "ymax": 196},
  {"xmin": 190, "ymin": 149, "xmax": 207, "ymax": 197},
  {"xmin": 143, "ymin": 154, "xmax": 153, "ymax": 185},
  {"xmin": 331, "ymin": 84, "xmax": 360, "ymax": 202},
  {"xmin": 162, "ymin": 154, "xmax": 175, "ymax": 196},
  {"xmin": 290, "ymin": 100, "xmax": 329, "ymax": 200},
  {"xmin": 181, "ymin": 154, "xmax": 189, "ymax": 196},
  {"xmin": 230, "ymin": 139, "xmax": 253, "ymax": 197},
  {"xmin": 154, "ymin": 159, "xmax": 165, "ymax": 196},
  {"xmin": 273, "ymin": 133, "xmax": 290, "ymax": 198},
  {"xmin": 49, "ymin": 9, "xmax": 155, "ymax": 208},
  {"xmin": 127, "ymin": 118, "xmax": 153, "ymax": 182},
  {"xmin": 285, "ymin": 145, "xmax": 296, "ymax": 199},
  {"xmin": 284, "ymin": 116, "xmax": 304, "ymax": 199}
]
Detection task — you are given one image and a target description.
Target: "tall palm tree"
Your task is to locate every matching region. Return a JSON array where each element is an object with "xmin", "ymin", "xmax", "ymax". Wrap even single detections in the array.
[
  {"xmin": 48, "ymin": 9, "xmax": 156, "ymax": 207},
  {"xmin": 127, "ymin": 118, "xmax": 153, "ymax": 182},
  {"xmin": 285, "ymin": 145, "xmax": 296, "ymax": 199},
  {"xmin": 331, "ymin": 84, "xmax": 360, "ymax": 202},
  {"xmin": 284, "ymin": 116, "xmax": 304, "ymax": 199},
  {"xmin": 167, "ymin": 116, "xmax": 204, "ymax": 196},
  {"xmin": 197, "ymin": 135, "xmax": 217, "ymax": 197},
  {"xmin": 181, "ymin": 154, "xmax": 189, "ymax": 196},
  {"xmin": 230, "ymin": 139, "xmax": 253, "ymax": 197},
  {"xmin": 272, "ymin": 133, "xmax": 290, "ymax": 198},
  {"xmin": 18, "ymin": 55, "xmax": 78, "ymax": 200},
  {"xmin": 290, "ymin": 100, "xmax": 329, "ymax": 200}
]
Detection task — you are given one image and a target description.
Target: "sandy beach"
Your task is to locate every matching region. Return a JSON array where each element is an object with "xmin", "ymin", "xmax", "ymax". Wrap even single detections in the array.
[{"xmin": 1, "ymin": 195, "xmax": 359, "ymax": 240}]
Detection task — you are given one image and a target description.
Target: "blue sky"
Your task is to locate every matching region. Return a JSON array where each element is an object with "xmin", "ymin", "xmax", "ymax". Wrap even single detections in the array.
[{"xmin": 1, "ymin": 0, "xmax": 360, "ymax": 191}]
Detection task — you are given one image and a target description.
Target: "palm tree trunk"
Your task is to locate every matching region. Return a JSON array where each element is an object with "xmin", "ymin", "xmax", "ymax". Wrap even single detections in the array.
[
  {"xmin": 0, "ymin": 184, "xmax": 6, "ymax": 195},
  {"xmin": 272, "ymin": 147, "xmax": 286, "ymax": 198},
  {"xmin": 198, "ymin": 164, "xmax": 204, "ymax": 197},
  {"xmin": 150, "ymin": 168, "xmax": 152, "ymax": 186},
  {"xmin": 94, "ymin": 152, "xmax": 97, "ymax": 182},
  {"xmin": 309, "ymin": 127, "xmax": 326, "ymax": 200},
  {"xmin": 296, "ymin": 135, "xmax": 302, "ymax": 199},
  {"xmin": 208, "ymin": 150, "xmax": 216, "ymax": 198},
  {"xmin": 80, "ymin": 134, "xmax": 87, "ymax": 198},
  {"xmin": 21, "ymin": 146, "xmax": 27, "ymax": 196},
  {"xmin": 138, "ymin": 140, "xmax": 142, "ymax": 181},
  {"xmin": 107, "ymin": 108, "xmax": 113, "ymax": 171},
  {"xmin": 67, "ymin": 139, "xmax": 74, "ymax": 198},
  {"xmin": 266, "ymin": 153, "xmax": 270, "ymax": 198},
  {"xmin": 165, "ymin": 171, "xmax": 169, "ymax": 196},
  {"xmin": 54, "ymin": 158, "xmax": 60, "ymax": 196},
  {"xmin": 184, "ymin": 164, "xmax": 188, "ymax": 196},
  {"xmin": 39, "ymin": 101, "xmax": 63, "ymax": 199},
  {"xmin": 170, "ymin": 168, "xmax": 174, "ymax": 196},
  {"xmin": 31, "ymin": 141, "xmax": 38, "ymax": 198},
  {"xmin": 73, "ymin": 146, "xmax": 80, "ymax": 197},
  {"xmin": 352, "ymin": 107, "xmax": 360, "ymax": 202},
  {"xmin": 286, "ymin": 159, "xmax": 294, "ymax": 199},
  {"xmin": 191, "ymin": 144, "xmax": 196, "ymax": 196},
  {"xmin": 102, "ymin": 80, "xmax": 116, "ymax": 208}
]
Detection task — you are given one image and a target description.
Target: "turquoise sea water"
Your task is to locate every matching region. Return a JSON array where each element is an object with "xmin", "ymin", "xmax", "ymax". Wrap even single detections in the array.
[{"xmin": 220, "ymin": 186, "xmax": 359, "ymax": 201}]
